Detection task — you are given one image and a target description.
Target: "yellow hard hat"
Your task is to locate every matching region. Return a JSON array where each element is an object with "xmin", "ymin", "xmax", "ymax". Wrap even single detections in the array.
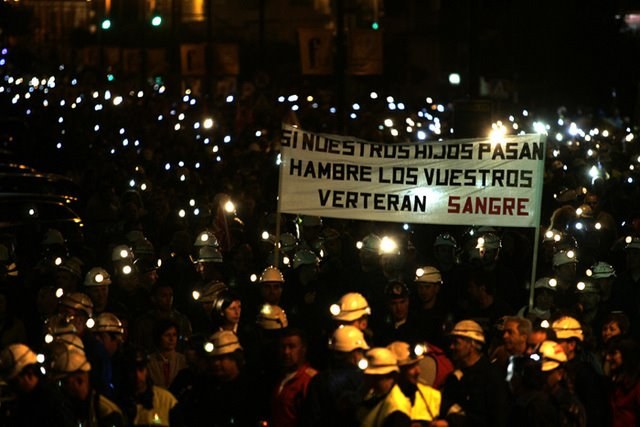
[
  {"xmin": 449, "ymin": 320, "xmax": 485, "ymax": 344},
  {"xmin": 360, "ymin": 347, "xmax": 399, "ymax": 375},
  {"xmin": 330, "ymin": 292, "xmax": 371, "ymax": 322},
  {"xmin": 329, "ymin": 325, "xmax": 370, "ymax": 352}
]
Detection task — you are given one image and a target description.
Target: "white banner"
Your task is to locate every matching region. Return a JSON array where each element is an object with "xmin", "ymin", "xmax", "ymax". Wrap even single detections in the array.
[{"xmin": 279, "ymin": 125, "xmax": 545, "ymax": 228}]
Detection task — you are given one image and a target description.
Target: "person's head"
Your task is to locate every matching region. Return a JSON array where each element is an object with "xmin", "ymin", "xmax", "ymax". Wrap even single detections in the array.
[
  {"xmin": 414, "ymin": 266, "xmax": 442, "ymax": 307},
  {"xmin": 204, "ymin": 330, "xmax": 244, "ymax": 381},
  {"xmin": 0, "ymin": 344, "xmax": 40, "ymax": 394},
  {"xmin": 329, "ymin": 325, "xmax": 369, "ymax": 365},
  {"xmin": 605, "ymin": 337, "xmax": 640, "ymax": 381},
  {"xmin": 92, "ymin": 312, "xmax": 125, "ymax": 357},
  {"xmin": 502, "ymin": 316, "xmax": 532, "ymax": 356},
  {"xmin": 49, "ymin": 346, "xmax": 92, "ymax": 401},
  {"xmin": 214, "ymin": 291, "xmax": 242, "ymax": 328},
  {"xmin": 193, "ymin": 246, "xmax": 224, "ymax": 281},
  {"xmin": 152, "ymin": 318, "xmax": 179, "ymax": 353},
  {"xmin": 330, "ymin": 292, "xmax": 371, "ymax": 331},
  {"xmin": 58, "ymin": 292, "xmax": 93, "ymax": 336},
  {"xmin": 433, "ymin": 233, "xmax": 458, "ymax": 271},
  {"xmin": 526, "ymin": 326, "xmax": 553, "ymax": 355},
  {"xmin": 83, "ymin": 267, "xmax": 111, "ymax": 313},
  {"xmin": 279, "ymin": 328, "xmax": 308, "ymax": 372},
  {"xmin": 552, "ymin": 250, "xmax": 578, "ymax": 282},
  {"xmin": 151, "ymin": 282, "xmax": 174, "ymax": 313},
  {"xmin": 466, "ymin": 269, "xmax": 496, "ymax": 304},
  {"xmin": 259, "ymin": 266, "xmax": 284, "ymax": 305},
  {"xmin": 387, "ymin": 341, "xmax": 423, "ymax": 386},
  {"xmin": 584, "ymin": 193, "xmax": 601, "ymax": 214},
  {"xmin": 602, "ymin": 312, "xmax": 630, "ymax": 344},
  {"xmin": 194, "ymin": 280, "xmax": 227, "ymax": 314},
  {"xmin": 588, "ymin": 261, "xmax": 616, "ymax": 298},
  {"xmin": 551, "ymin": 316, "xmax": 583, "ymax": 360},
  {"xmin": 537, "ymin": 340, "xmax": 567, "ymax": 391},
  {"xmin": 449, "ymin": 320, "xmax": 485, "ymax": 367},
  {"xmin": 358, "ymin": 234, "xmax": 381, "ymax": 270},
  {"xmin": 533, "ymin": 277, "xmax": 556, "ymax": 311},
  {"xmin": 385, "ymin": 282, "xmax": 410, "ymax": 322},
  {"xmin": 361, "ymin": 347, "xmax": 399, "ymax": 395}
]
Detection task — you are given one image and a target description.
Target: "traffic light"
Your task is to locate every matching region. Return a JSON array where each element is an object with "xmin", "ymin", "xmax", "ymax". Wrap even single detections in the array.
[{"xmin": 101, "ymin": 18, "xmax": 112, "ymax": 30}]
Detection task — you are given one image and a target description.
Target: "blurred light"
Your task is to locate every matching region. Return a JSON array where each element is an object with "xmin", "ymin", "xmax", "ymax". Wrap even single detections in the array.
[{"xmin": 448, "ymin": 73, "xmax": 461, "ymax": 85}]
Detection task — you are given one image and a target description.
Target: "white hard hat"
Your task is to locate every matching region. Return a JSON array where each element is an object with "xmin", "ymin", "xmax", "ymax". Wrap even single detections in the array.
[
  {"xmin": 93, "ymin": 312, "xmax": 124, "ymax": 334},
  {"xmin": 204, "ymin": 330, "xmax": 242, "ymax": 356},
  {"xmin": 625, "ymin": 236, "xmax": 640, "ymax": 250},
  {"xmin": 259, "ymin": 266, "xmax": 284, "ymax": 283},
  {"xmin": 292, "ymin": 249, "xmax": 319, "ymax": 269},
  {"xmin": 577, "ymin": 280, "xmax": 599, "ymax": 294},
  {"xmin": 415, "ymin": 266, "xmax": 442, "ymax": 284},
  {"xmin": 551, "ymin": 316, "xmax": 583, "ymax": 341},
  {"xmin": 60, "ymin": 292, "xmax": 94, "ymax": 317},
  {"xmin": 84, "ymin": 267, "xmax": 112, "ymax": 287},
  {"xmin": 279, "ymin": 233, "xmax": 297, "ymax": 253},
  {"xmin": 533, "ymin": 277, "xmax": 557, "ymax": 292},
  {"xmin": 434, "ymin": 233, "xmax": 457, "ymax": 248},
  {"xmin": 0, "ymin": 344, "xmax": 38, "ymax": 380},
  {"xmin": 330, "ymin": 292, "xmax": 371, "ymax": 322},
  {"xmin": 387, "ymin": 341, "xmax": 425, "ymax": 366},
  {"xmin": 194, "ymin": 246, "xmax": 224, "ymax": 263},
  {"xmin": 256, "ymin": 304, "xmax": 288, "ymax": 330},
  {"xmin": 193, "ymin": 280, "xmax": 228, "ymax": 303},
  {"xmin": 53, "ymin": 333, "xmax": 85, "ymax": 351},
  {"xmin": 587, "ymin": 262, "xmax": 616, "ymax": 279},
  {"xmin": 552, "ymin": 249, "xmax": 578, "ymax": 267},
  {"xmin": 42, "ymin": 229, "xmax": 65, "ymax": 246},
  {"xmin": 48, "ymin": 346, "xmax": 91, "ymax": 379},
  {"xmin": 57, "ymin": 257, "xmax": 84, "ymax": 278},
  {"xmin": 329, "ymin": 325, "xmax": 370, "ymax": 352},
  {"xmin": 361, "ymin": 347, "xmax": 399, "ymax": 375},
  {"xmin": 194, "ymin": 230, "xmax": 220, "ymax": 248},
  {"xmin": 476, "ymin": 233, "xmax": 501, "ymax": 250},
  {"xmin": 449, "ymin": 320, "xmax": 485, "ymax": 344},
  {"xmin": 111, "ymin": 244, "xmax": 134, "ymax": 262},
  {"xmin": 537, "ymin": 340, "xmax": 567, "ymax": 372},
  {"xmin": 44, "ymin": 314, "xmax": 78, "ymax": 341}
]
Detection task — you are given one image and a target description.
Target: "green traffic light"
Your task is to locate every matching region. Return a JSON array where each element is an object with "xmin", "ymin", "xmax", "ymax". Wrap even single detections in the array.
[
  {"xmin": 101, "ymin": 19, "xmax": 112, "ymax": 30},
  {"xmin": 151, "ymin": 15, "xmax": 162, "ymax": 26}
]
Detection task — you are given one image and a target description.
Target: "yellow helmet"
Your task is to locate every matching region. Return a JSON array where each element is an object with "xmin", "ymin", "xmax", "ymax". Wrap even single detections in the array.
[
  {"xmin": 256, "ymin": 304, "xmax": 288, "ymax": 330},
  {"xmin": 93, "ymin": 312, "xmax": 124, "ymax": 335},
  {"xmin": 387, "ymin": 341, "xmax": 425, "ymax": 366},
  {"xmin": 59, "ymin": 292, "xmax": 94, "ymax": 318},
  {"xmin": 259, "ymin": 266, "xmax": 284, "ymax": 283},
  {"xmin": 329, "ymin": 325, "xmax": 370, "ymax": 352},
  {"xmin": 330, "ymin": 292, "xmax": 371, "ymax": 322},
  {"xmin": 551, "ymin": 316, "xmax": 583, "ymax": 341},
  {"xmin": 84, "ymin": 267, "xmax": 112, "ymax": 287},
  {"xmin": 204, "ymin": 330, "xmax": 242, "ymax": 356},
  {"xmin": 48, "ymin": 346, "xmax": 91, "ymax": 380},
  {"xmin": 360, "ymin": 347, "xmax": 399, "ymax": 374},
  {"xmin": 536, "ymin": 340, "xmax": 567, "ymax": 372},
  {"xmin": 0, "ymin": 344, "xmax": 38, "ymax": 380},
  {"xmin": 449, "ymin": 320, "xmax": 485, "ymax": 344}
]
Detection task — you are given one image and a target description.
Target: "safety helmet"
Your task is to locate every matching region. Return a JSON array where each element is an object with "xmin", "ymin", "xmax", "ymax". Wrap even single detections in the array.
[
  {"xmin": 53, "ymin": 333, "xmax": 85, "ymax": 351},
  {"xmin": 330, "ymin": 293, "xmax": 371, "ymax": 322},
  {"xmin": 552, "ymin": 249, "xmax": 578, "ymax": 267},
  {"xmin": 576, "ymin": 204, "xmax": 593, "ymax": 219},
  {"xmin": 576, "ymin": 280, "xmax": 599, "ymax": 294},
  {"xmin": 57, "ymin": 256, "xmax": 84, "ymax": 279},
  {"xmin": 476, "ymin": 233, "xmax": 501, "ymax": 250},
  {"xmin": 551, "ymin": 316, "xmax": 583, "ymax": 341},
  {"xmin": 358, "ymin": 234, "xmax": 382, "ymax": 253},
  {"xmin": 586, "ymin": 261, "xmax": 616, "ymax": 279},
  {"xmin": 434, "ymin": 233, "xmax": 457, "ymax": 248},
  {"xmin": 279, "ymin": 233, "xmax": 298, "ymax": 253},
  {"xmin": 84, "ymin": 267, "xmax": 112, "ymax": 287},
  {"xmin": 360, "ymin": 347, "xmax": 399, "ymax": 375},
  {"xmin": 259, "ymin": 266, "xmax": 284, "ymax": 284},
  {"xmin": 133, "ymin": 257, "xmax": 158, "ymax": 274},
  {"xmin": 204, "ymin": 330, "xmax": 243, "ymax": 356},
  {"xmin": 292, "ymin": 249, "xmax": 319, "ymax": 269},
  {"xmin": 625, "ymin": 236, "xmax": 640, "ymax": 250},
  {"xmin": 44, "ymin": 314, "xmax": 78, "ymax": 343},
  {"xmin": 0, "ymin": 344, "xmax": 38, "ymax": 380},
  {"xmin": 93, "ymin": 312, "xmax": 124, "ymax": 335},
  {"xmin": 59, "ymin": 292, "xmax": 94, "ymax": 318},
  {"xmin": 387, "ymin": 341, "xmax": 425, "ymax": 366},
  {"xmin": 133, "ymin": 238, "xmax": 155, "ymax": 258},
  {"xmin": 542, "ymin": 228, "xmax": 563, "ymax": 243},
  {"xmin": 194, "ymin": 245, "xmax": 224, "ymax": 263},
  {"xmin": 193, "ymin": 280, "xmax": 228, "ymax": 303},
  {"xmin": 194, "ymin": 230, "xmax": 220, "ymax": 247},
  {"xmin": 328, "ymin": 325, "xmax": 370, "ymax": 352},
  {"xmin": 449, "ymin": 320, "xmax": 485, "ymax": 344},
  {"xmin": 537, "ymin": 340, "xmax": 567, "ymax": 372},
  {"xmin": 533, "ymin": 277, "xmax": 557, "ymax": 291},
  {"xmin": 48, "ymin": 346, "xmax": 91, "ymax": 379},
  {"xmin": 111, "ymin": 244, "xmax": 134, "ymax": 262},
  {"xmin": 385, "ymin": 282, "xmax": 409, "ymax": 300},
  {"xmin": 42, "ymin": 229, "xmax": 65, "ymax": 246},
  {"xmin": 415, "ymin": 266, "xmax": 442, "ymax": 284},
  {"xmin": 256, "ymin": 304, "xmax": 288, "ymax": 330}
]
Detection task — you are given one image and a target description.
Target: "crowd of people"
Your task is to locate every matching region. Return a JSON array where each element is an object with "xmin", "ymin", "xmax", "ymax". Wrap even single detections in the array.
[{"xmin": 2, "ymin": 47, "xmax": 640, "ymax": 426}]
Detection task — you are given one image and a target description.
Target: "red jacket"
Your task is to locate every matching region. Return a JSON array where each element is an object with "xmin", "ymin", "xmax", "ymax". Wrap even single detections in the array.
[
  {"xmin": 609, "ymin": 379, "xmax": 640, "ymax": 427},
  {"xmin": 271, "ymin": 363, "xmax": 318, "ymax": 427}
]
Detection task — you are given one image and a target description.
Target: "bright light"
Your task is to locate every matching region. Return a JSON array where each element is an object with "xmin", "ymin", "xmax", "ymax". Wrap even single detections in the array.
[
  {"xmin": 448, "ymin": 73, "xmax": 461, "ymax": 85},
  {"xmin": 224, "ymin": 200, "xmax": 235, "ymax": 213},
  {"xmin": 379, "ymin": 236, "xmax": 398, "ymax": 254}
]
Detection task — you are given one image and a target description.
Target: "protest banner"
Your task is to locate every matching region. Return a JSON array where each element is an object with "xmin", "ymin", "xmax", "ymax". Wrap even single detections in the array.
[{"xmin": 278, "ymin": 124, "xmax": 545, "ymax": 228}]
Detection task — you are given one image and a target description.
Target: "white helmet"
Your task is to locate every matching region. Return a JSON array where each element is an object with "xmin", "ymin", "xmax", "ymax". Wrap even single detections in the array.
[
  {"xmin": 194, "ymin": 231, "xmax": 220, "ymax": 248},
  {"xmin": 387, "ymin": 341, "xmax": 425, "ymax": 366},
  {"xmin": 256, "ymin": 304, "xmax": 288, "ymax": 330},
  {"xmin": 59, "ymin": 292, "xmax": 94, "ymax": 317},
  {"xmin": 259, "ymin": 266, "xmax": 284, "ymax": 283},
  {"xmin": 449, "ymin": 320, "xmax": 485, "ymax": 344},
  {"xmin": 93, "ymin": 312, "xmax": 125, "ymax": 335},
  {"xmin": 44, "ymin": 313, "xmax": 78, "ymax": 343},
  {"xmin": 328, "ymin": 325, "xmax": 370, "ymax": 352},
  {"xmin": 360, "ymin": 347, "xmax": 399, "ymax": 375},
  {"xmin": 537, "ymin": 340, "xmax": 567, "ymax": 372},
  {"xmin": 476, "ymin": 233, "xmax": 501, "ymax": 250},
  {"xmin": 52, "ymin": 333, "xmax": 85, "ymax": 351},
  {"xmin": 330, "ymin": 293, "xmax": 371, "ymax": 322},
  {"xmin": 533, "ymin": 277, "xmax": 557, "ymax": 292},
  {"xmin": 204, "ymin": 330, "xmax": 242, "ymax": 356},
  {"xmin": 625, "ymin": 236, "xmax": 640, "ymax": 250},
  {"xmin": 111, "ymin": 244, "xmax": 134, "ymax": 262},
  {"xmin": 357, "ymin": 234, "xmax": 382, "ymax": 253},
  {"xmin": 586, "ymin": 262, "xmax": 616, "ymax": 279},
  {"xmin": 552, "ymin": 249, "xmax": 578, "ymax": 267},
  {"xmin": 193, "ymin": 280, "xmax": 228, "ymax": 303},
  {"xmin": 0, "ymin": 344, "xmax": 38, "ymax": 380},
  {"xmin": 551, "ymin": 316, "xmax": 583, "ymax": 341},
  {"xmin": 415, "ymin": 266, "xmax": 442, "ymax": 284},
  {"xmin": 48, "ymin": 346, "xmax": 91, "ymax": 379},
  {"xmin": 84, "ymin": 267, "xmax": 112, "ymax": 287}
]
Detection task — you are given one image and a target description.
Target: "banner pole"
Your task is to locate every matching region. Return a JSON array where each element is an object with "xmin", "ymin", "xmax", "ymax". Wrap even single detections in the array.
[
  {"xmin": 528, "ymin": 225, "xmax": 541, "ymax": 312},
  {"xmin": 273, "ymin": 125, "xmax": 285, "ymax": 266}
]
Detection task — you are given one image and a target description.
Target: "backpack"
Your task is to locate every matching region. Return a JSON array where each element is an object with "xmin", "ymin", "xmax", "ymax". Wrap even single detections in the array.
[{"xmin": 418, "ymin": 342, "xmax": 454, "ymax": 390}]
